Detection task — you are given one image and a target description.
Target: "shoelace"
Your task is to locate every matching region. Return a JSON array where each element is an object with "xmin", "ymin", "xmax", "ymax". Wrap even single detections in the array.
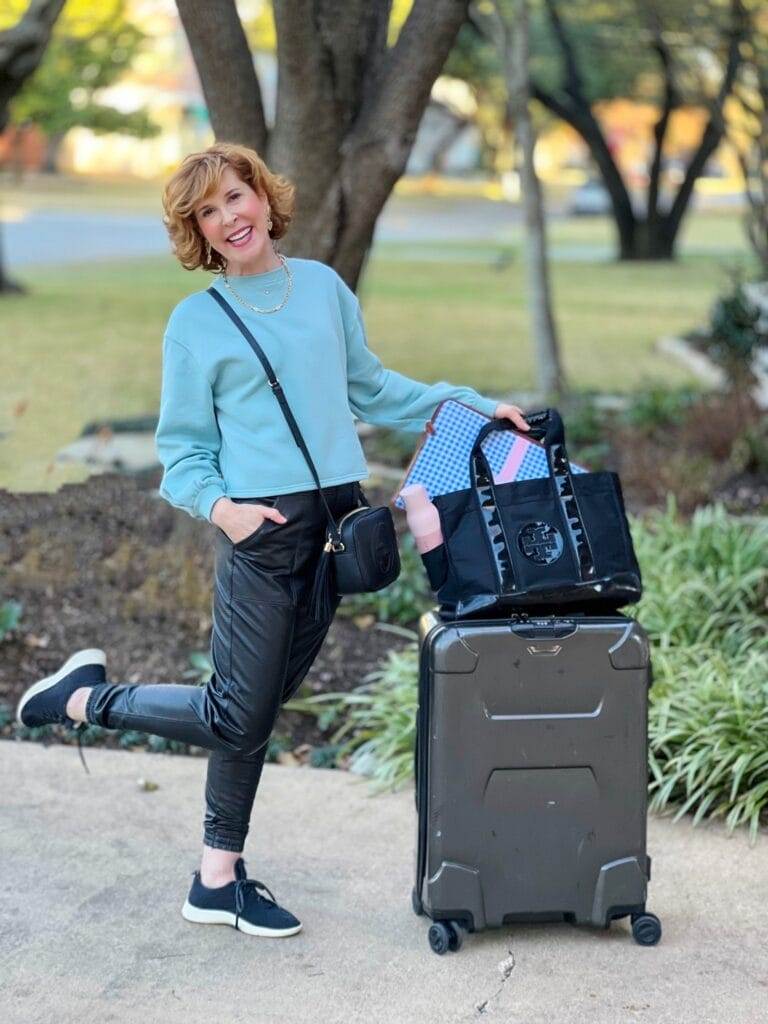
[
  {"xmin": 234, "ymin": 878, "xmax": 278, "ymax": 930},
  {"xmin": 72, "ymin": 721, "xmax": 90, "ymax": 775}
]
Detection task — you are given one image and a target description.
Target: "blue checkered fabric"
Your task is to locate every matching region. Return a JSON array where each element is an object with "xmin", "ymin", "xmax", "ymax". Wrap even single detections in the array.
[{"xmin": 393, "ymin": 400, "xmax": 586, "ymax": 508}]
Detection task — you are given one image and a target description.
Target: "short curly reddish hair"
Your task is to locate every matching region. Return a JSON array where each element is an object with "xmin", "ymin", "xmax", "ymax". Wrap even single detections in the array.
[{"xmin": 162, "ymin": 142, "xmax": 296, "ymax": 274}]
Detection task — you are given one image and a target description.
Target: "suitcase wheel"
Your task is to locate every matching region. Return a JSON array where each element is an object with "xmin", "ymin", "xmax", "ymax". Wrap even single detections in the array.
[
  {"xmin": 428, "ymin": 920, "xmax": 465, "ymax": 955},
  {"xmin": 631, "ymin": 911, "xmax": 662, "ymax": 946}
]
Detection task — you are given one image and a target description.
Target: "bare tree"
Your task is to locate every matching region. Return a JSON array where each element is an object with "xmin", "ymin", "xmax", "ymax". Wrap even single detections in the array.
[
  {"xmin": 0, "ymin": 0, "xmax": 66, "ymax": 294},
  {"xmin": 531, "ymin": 0, "xmax": 746, "ymax": 261},
  {"xmin": 490, "ymin": 0, "xmax": 565, "ymax": 400},
  {"xmin": 731, "ymin": 8, "xmax": 768, "ymax": 275},
  {"xmin": 175, "ymin": 0, "xmax": 471, "ymax": 289}
]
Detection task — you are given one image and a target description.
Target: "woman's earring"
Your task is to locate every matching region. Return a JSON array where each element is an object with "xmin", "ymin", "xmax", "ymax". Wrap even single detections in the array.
[
  {"xmin": 267, "ymin": 205, "xmax": 273, "ymax": 232},
  {"xmin": 204, "ymin": 239, "xmax": 212, "ymax": 264}
]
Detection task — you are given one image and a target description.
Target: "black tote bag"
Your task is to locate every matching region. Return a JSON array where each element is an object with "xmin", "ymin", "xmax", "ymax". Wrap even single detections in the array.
[{"xmin": 420, "ymin": 409, "xmax": 642, "ymax": 618}]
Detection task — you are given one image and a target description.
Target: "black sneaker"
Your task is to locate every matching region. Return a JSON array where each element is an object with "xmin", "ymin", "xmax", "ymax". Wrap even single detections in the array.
[
  {"xmin": 181, "ymin": 857, "xmax": 302, "ymax": 937},
  {"xmin": 16, "ymin": 648, "xmax": 106, "ymax": 774}
]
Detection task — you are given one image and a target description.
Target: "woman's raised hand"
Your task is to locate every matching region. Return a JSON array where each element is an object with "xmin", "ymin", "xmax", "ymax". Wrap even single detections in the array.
[{"xmin": 494, "ymin": 403, "xmax": 530, "ymax": 431}]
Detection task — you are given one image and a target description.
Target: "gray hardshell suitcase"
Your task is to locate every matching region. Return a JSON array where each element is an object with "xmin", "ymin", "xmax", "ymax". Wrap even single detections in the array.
[{"xmin": 413, "ymin": 610, "xmax": 661, "ymax": 953}]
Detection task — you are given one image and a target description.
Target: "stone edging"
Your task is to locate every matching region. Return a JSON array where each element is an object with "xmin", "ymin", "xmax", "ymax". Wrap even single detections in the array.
[{"xmin": 657, "ymin": 335, "xmax": 768, "ymax": 409}]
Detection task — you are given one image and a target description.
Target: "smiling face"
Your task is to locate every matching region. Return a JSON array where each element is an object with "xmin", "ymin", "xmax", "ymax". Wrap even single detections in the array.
[{"xmin": 194, "ymin": 165, "xmax": 279, "ymax": 276}]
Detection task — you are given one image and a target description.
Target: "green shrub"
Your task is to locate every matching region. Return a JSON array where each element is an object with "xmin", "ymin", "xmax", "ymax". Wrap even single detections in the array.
[
  {"xmin": 635, "ymin": 499, "xmax": 768, "ymax": 838},
  {"xmin": 337, "ymin": 531, "xmax": 432, "ymax": 626},
  {"xmin": 0, "ymin": 600, "xmax": 22, "ymax": 641},
  {"xmin": 634, "ymin": 499, "xmax": 767, "ymax": 655},
  {"xmin": 730, "ymin": 421, "xmax": 768, "ymax": 476},
  {"xmin": 290, "ymin": 640, "xmax": 419, "ymax": 792},
  {"xmin": 621, "ymin": 386, "xmax": 701, "ymax": 433},
  {"xmin": 362, "ymin": 426, "xmax": 421, "ymax": 466},
  {"xmin": 697, "ymin": 277, "xmax": 768, "ymax": 389},
  {"xmin": 296, "ymin": 501, "xmax": 768, "ymax": 837},
  {"xmin": 560, "ymin": 396, "xmax": 612, "ymax": 469},
  {"xmin": 648, "ymin": 645, "xmax": 768, "ymax": 840}
]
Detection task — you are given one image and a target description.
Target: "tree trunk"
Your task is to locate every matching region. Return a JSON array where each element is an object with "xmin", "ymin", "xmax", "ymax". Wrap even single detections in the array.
[
  {"xmin": 429, "ymin": 109, "xmax": 470, "ymax": 174},
  {"xmin": 0, "ymin": 0, "xmax": 67, "ymax": 295},
  {"xmin": 176, "ymin": 0, "xmax": 470, "ymax": 290},
  {"xmin": 0, "ymin": 224, "xmax": 25, "ymax": 294},
  {"xmin": 621, "ymin": 219, "xmax": 676, "ymax": 260},
  {"xmin": 42, "ymin": 129, "xmax": 65, "ymax": 173},
  {"xmin": 0, "ymin": 0, "xmax": 66, "ymax": 129},
  {"xmin": 498, "ymin": 0, "xmax": 565, "ymax": 400}
]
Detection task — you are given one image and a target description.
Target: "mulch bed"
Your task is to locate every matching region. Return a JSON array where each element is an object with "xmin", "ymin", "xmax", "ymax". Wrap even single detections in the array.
[
  {"xmin": 0, "ymin": 470, "xmax": 412, "ymax": 765},
  {"xmin": 3, "ymin": 399, "xmax": 765, "ymax": 766}
]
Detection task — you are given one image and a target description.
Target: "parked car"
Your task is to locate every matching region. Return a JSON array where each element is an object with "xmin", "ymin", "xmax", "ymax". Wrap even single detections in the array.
[{"xmin": 567, "ymin": 179, "xmax": 612, "ymax": 216}]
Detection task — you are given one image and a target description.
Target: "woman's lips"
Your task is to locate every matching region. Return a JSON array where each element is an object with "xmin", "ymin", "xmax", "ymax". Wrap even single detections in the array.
[{"xmin": 227, "ymin": 226, "xmax": 253, "ymax": 247}]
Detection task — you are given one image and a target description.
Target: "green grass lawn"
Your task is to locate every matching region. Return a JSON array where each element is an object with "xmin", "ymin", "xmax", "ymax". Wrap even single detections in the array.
[{"xmin": 0, "ymin": 206, "xmax": 752, "ymax": 493}]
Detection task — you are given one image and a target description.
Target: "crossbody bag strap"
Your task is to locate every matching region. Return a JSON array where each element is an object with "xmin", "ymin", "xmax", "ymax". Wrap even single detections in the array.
[{"xmin": 207, "ymin": 287, "xmax": 343, "ymax": 544}]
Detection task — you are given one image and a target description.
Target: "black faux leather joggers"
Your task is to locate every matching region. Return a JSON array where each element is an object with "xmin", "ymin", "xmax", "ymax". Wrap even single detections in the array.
[{"xmin": 85, "ymin": 481, "xmax": 360, "ymax": 851}]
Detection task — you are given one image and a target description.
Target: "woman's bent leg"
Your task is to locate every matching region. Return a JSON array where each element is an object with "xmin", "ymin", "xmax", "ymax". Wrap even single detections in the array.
[
  {"xmin": 201, "ymin": 482, "xmax": 356, "ymax": 853},
  {"xmin": 202, "ymin": 594, "xmax": 342, "ymax": 851},
  {"xmin": 84, "ymin": 600, "xmax": 296, "ymax": 754},
  {"xmin": 84, "ymin": 505, "xmax": 304, "ymax": 757}
]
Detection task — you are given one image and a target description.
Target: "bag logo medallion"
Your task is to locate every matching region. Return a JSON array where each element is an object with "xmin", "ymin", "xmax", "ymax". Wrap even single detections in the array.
[{"xmin": 517, "ymin": 521, "xmax": 564, "ymax": 565}]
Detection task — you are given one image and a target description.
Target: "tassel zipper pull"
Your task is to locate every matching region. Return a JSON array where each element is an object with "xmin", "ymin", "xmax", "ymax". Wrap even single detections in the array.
[{"xmin": 324, "ymin": 506, "xmax": 368, "ymax": 551}]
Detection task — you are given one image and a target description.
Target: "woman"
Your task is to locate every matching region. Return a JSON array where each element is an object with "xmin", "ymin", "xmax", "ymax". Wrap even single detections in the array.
[{"xmin": 16, "ymin": 142, "xmax": 529, "ymax": 939}]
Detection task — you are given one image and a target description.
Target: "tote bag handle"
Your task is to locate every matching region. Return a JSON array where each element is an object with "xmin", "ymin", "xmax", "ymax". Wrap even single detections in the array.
[{"xmin": 468, "ymin": 410, "xmax": 597, "ymax": 591}]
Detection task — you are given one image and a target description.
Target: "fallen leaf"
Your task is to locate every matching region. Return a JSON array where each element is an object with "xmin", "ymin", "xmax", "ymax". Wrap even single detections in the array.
[{"xmin": 24, "ymin": 634, "xmax": 50, "ymax": 648}]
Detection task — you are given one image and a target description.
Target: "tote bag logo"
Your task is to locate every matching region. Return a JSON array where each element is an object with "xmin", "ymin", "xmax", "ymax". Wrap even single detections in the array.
[{"xmin": 517, "ymin": 521, "xmax": 564, "ymax": 565}]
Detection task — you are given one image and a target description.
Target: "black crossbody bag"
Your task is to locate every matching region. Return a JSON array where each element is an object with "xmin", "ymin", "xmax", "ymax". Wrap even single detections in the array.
[{"xmin": 207, "ymin": 288, "xmax": 401, "ymax": 621}]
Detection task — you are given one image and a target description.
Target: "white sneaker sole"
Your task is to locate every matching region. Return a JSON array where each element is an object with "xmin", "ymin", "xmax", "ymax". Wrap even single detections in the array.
[
  {"xmin": 181, "ymin": 900, "xmax": 302, "ymax": 937},
  {"xmin": 16, "ymin": 648, "xmax": 106, "ymax": 726}
]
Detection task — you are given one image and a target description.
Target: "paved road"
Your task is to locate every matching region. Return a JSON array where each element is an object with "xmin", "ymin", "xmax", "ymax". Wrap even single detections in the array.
[
  {"xmin": 2, "ymin": 209, "xmax": 170, "ymax": 266},
  {"xmin": 1, "ymin": 742, "xmax": 766, "ymax": 1024},
  {"xmin": 1, "ymin": 186, "xmax": 746, "ymax": 268},
  {"xmin": 1, "ymin": 195, "xmax": 528, "ymax": 266}
]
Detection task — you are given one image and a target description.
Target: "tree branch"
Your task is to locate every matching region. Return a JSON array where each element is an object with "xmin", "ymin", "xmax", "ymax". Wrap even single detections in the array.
[
  {"xmin": 542, "ymin": 0, "xmax": 585, "ymax": 101},
  {"xmin": 532, "ymin": 82, "xmax": 636, "ymax": 248},
  {"xmin": 351, "ymin": 0, "xmax": 470, "ymax": 175},
  {"xmin": 666, "ymin": 0, "xmax": 745, "ymax": 238},
  {"xmin": 0, "ymin": 0, "xmax": 66, "ymax": 131},
  {"xmin": 534, "ymin": 0, "xmax": 637, "ymax": 251},
  {"xmin": 645, "ymin": 3, "xmax": 679, "ymax": 223}
]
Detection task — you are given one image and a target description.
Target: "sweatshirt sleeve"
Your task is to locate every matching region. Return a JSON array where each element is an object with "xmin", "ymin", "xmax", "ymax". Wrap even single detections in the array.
[
  {"xmin": 155, "ymin": 334, "xmax": 227, "ymax": 522},
  {"xmin": 339, "ymin": 281, "xmax": 499, "ymax": 433}
]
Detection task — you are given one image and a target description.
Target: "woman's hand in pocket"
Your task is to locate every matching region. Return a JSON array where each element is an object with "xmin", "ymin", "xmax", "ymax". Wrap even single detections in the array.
[{"xmin": 210, "ymin": 498, "xmax": 288, "ymax": 545}]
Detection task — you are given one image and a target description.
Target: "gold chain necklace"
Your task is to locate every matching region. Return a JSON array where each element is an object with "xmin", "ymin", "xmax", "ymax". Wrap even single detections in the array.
[{"xmin": 222, "ymin": 253, "xmax": 293, "ymax": 314}]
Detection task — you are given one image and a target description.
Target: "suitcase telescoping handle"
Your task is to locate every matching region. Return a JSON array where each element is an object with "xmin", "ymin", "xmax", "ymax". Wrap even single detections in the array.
[{"xmin": 515, "ymin": 619, "xmax": 578, "ymax": 639}]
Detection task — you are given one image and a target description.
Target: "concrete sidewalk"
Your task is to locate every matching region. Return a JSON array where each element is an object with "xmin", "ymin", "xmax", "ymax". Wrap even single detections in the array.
[{"xmin": 1, "ymin": 742, "xmax": 765, "ymax": 1024}]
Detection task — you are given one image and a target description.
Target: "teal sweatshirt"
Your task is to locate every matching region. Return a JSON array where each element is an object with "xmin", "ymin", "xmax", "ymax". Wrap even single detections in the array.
[{"xmin": 156, "ymin": 257, "xmax": 499, "ymax": 522}]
